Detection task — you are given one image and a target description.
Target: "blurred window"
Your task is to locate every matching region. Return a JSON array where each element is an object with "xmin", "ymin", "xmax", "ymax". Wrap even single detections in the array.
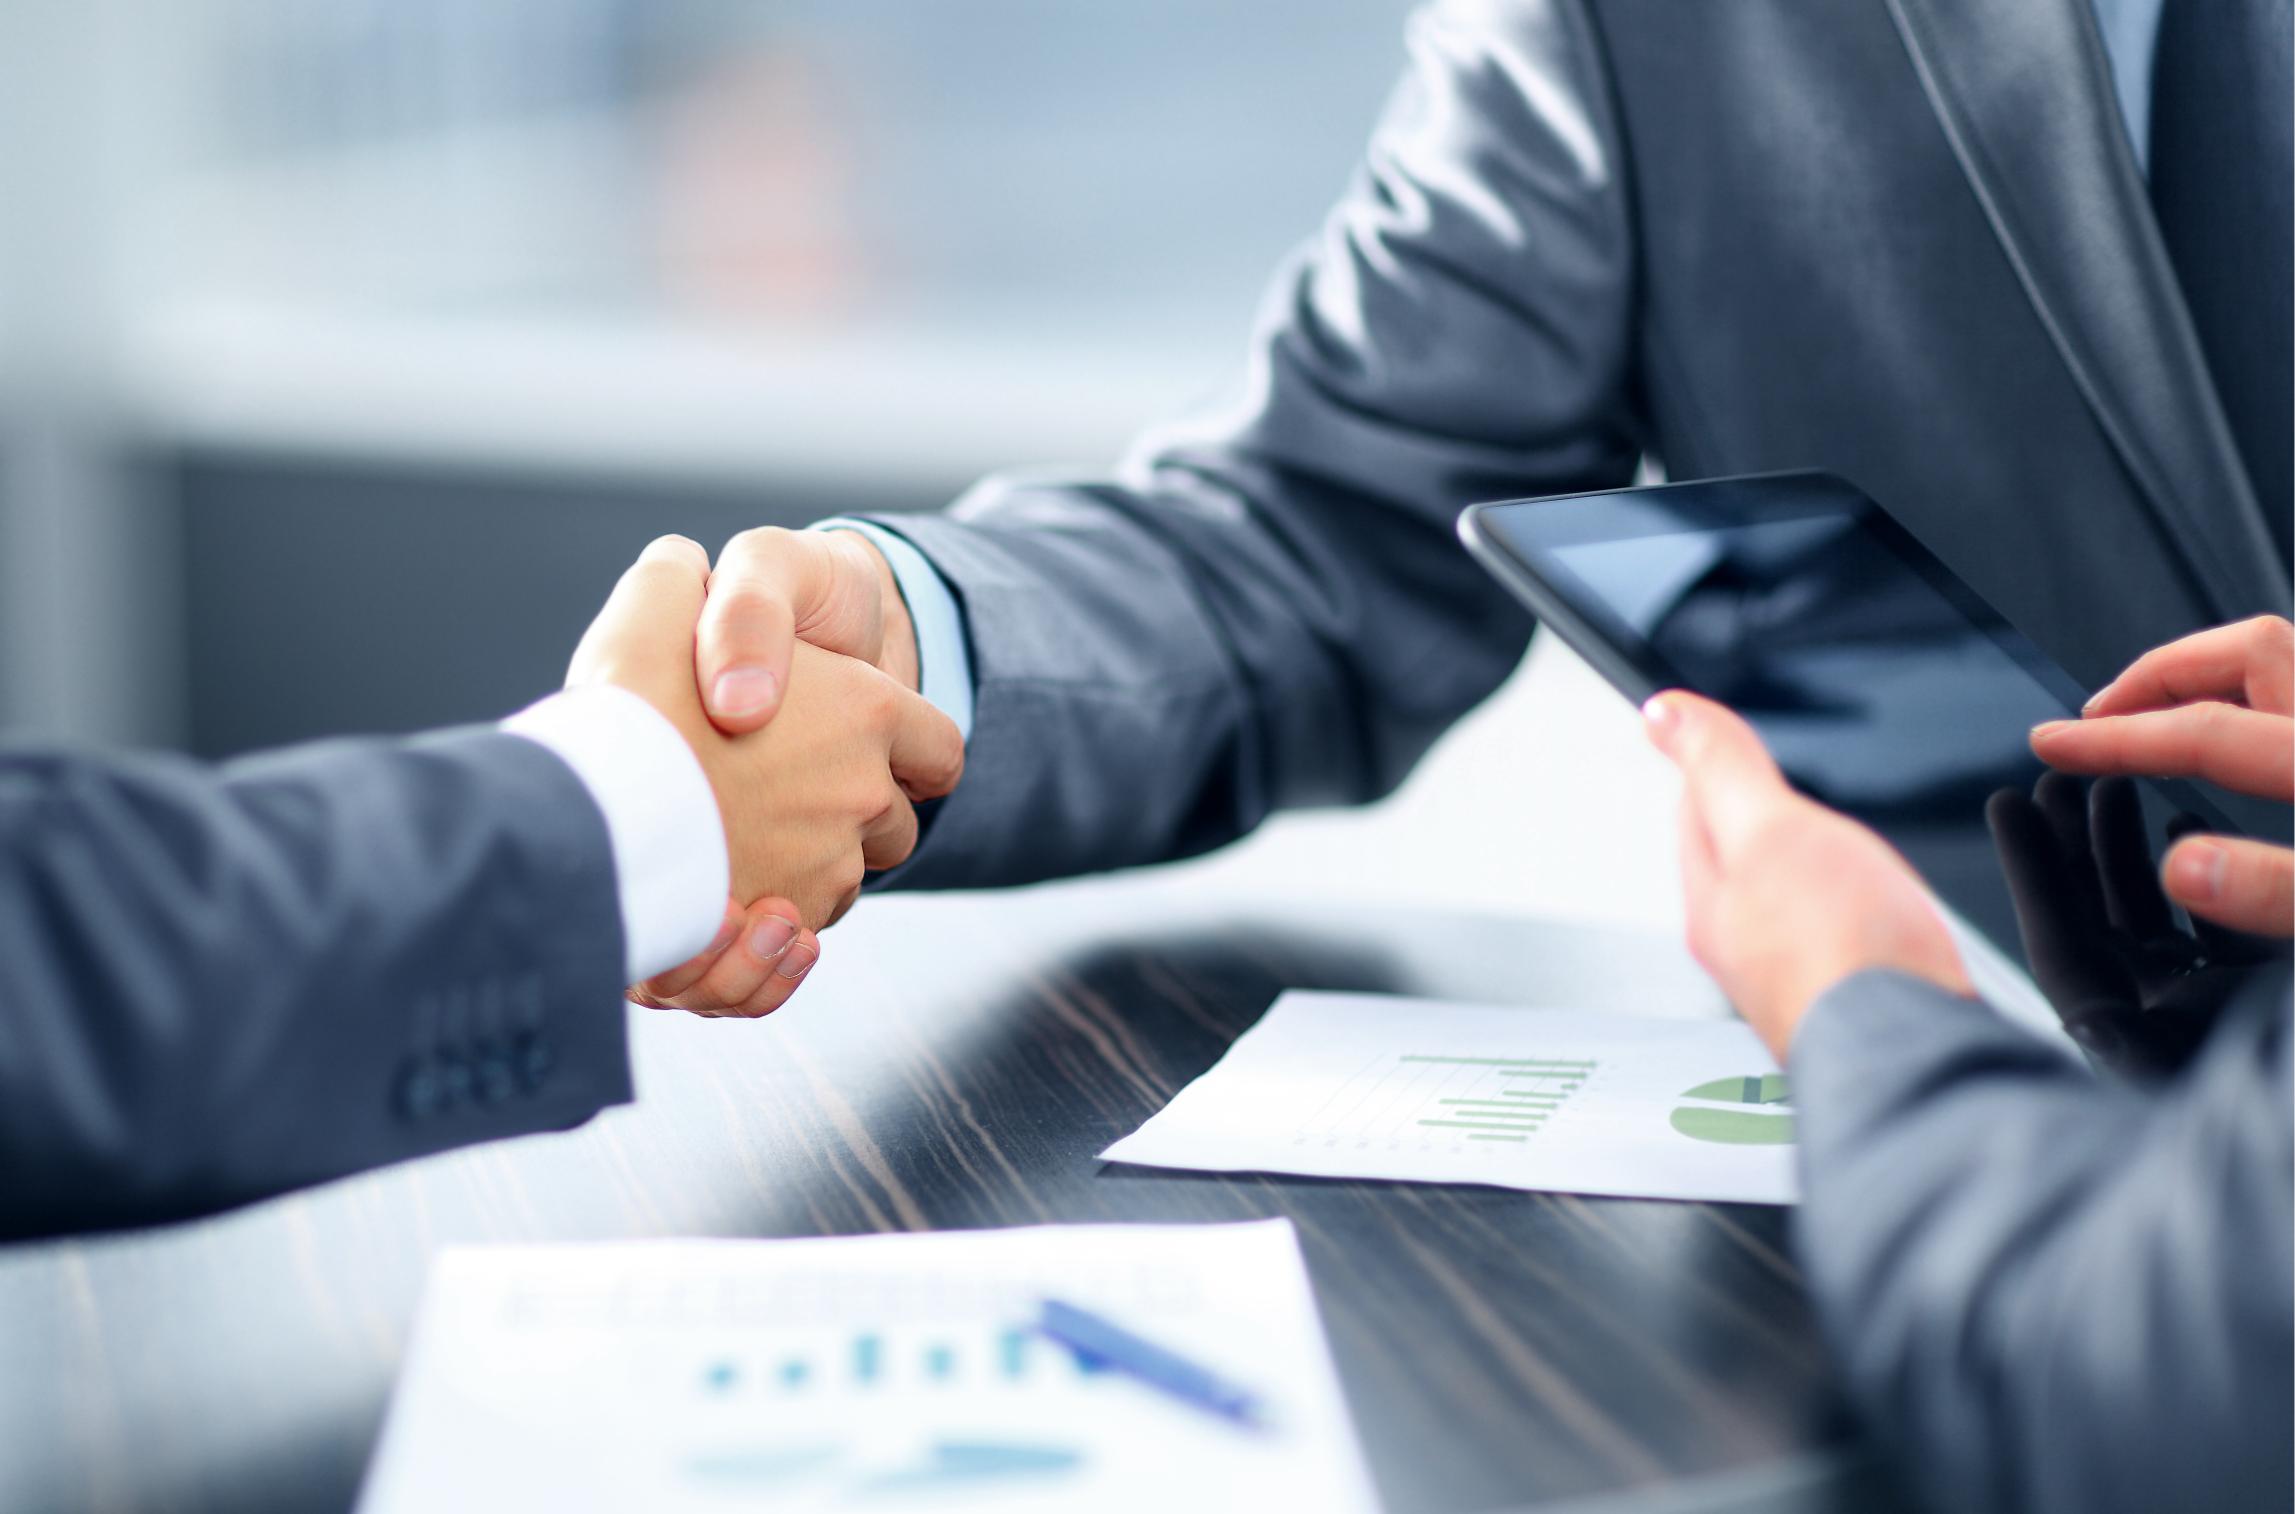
[{"xmin": 130, "ymin": 0, "xmax": 1416, "ymax": 351}]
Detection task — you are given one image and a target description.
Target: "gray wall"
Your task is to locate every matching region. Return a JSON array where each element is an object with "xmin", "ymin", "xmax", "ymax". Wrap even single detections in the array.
[{"xmin": 177, "ymin": 453, "xmax": 966, "ymax": 758}]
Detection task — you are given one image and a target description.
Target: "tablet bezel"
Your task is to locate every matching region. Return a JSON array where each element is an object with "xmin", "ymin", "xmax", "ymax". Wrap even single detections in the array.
[{"xmin": 1458, "ymin": 469, "xmax": 2100, "ymax": 720}]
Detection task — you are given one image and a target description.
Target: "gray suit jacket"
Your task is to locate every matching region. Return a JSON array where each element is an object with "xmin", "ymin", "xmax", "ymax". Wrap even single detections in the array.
[
  {"xmin": 0, "ymin": 729, "xmax": 632, "ymax": 1239},
  {"xmin": 1795, "ymin": 966, "xmax": 2293, "ymax": 1514},
  {"xmin": 856, "ymin": 6, "xmax": 2292, "ymax": 1505},
  {"xmin": 864, "ymin": 0, "xmax": 2289, "ymax": 890}
]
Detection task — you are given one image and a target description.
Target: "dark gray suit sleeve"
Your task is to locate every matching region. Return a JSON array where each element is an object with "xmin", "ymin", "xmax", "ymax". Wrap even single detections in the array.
[
  {"xmin": 0, "ymin": 728, "xmax": 633, "ymax": 1240},
  {"xmin": 1789, "ymin": 966, "xmax": 2295, "ymax": 1514},
  {"xmin": 865, "ymin": 0, "xmax": 1639, "ymax": 887}
]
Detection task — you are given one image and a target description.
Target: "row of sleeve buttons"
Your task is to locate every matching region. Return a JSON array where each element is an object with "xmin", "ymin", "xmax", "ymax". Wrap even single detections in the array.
[{"xmin": 395, "ymin": 1030, "xmax": 556, "ymax": 1120}]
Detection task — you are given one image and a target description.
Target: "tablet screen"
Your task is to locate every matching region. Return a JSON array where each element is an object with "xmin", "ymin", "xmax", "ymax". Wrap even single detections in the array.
[{"xmin": 1465, "ymin": 472, "xmax": 2230, "ymax": 976}]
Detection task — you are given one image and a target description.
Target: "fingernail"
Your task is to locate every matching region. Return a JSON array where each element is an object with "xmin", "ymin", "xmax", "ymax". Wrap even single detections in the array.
[
  {"xmin": 2167, "ymin": 839, "xmax": 2227, "ymax": 901},
  {"xmin": 2080, "ymin": 692, "xmax": 2103, "ymax": 714},
  {"xmin": 2031, "ymin": 720, "xmax": 2073, "ymax": 739},
  {"xmin": 746, "ymin": 915, "xmax": 797, "ymax": 963},
  {"xmin": 776, "ymin": 939, "xmax": 819, "ymax": 981},
  {"xmin": 710, "ymin": 667, "xmax": 778, "ymax": 719}
]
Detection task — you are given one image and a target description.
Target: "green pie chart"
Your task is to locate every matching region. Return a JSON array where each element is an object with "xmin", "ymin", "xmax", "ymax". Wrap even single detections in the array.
[{"xmin": 1669, "ymin": 1074, "xmax": 1795, "ymax": 1145}]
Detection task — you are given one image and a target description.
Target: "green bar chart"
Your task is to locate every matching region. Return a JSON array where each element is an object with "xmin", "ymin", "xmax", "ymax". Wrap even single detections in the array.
[
  {"xmin": 1288, "ymin": 1049, "xmax": 1600, "ymax": 1149},
  {"xmin": 1407, "ymin": 1054, "xmax": 1592, "ymax": 1141},
  {"xmin": 1103, "ymin": 991, "xmax": 1805, "ymax": 1204}
]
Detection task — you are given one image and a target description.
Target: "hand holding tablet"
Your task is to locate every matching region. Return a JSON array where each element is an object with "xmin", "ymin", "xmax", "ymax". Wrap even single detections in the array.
[{"xmin": 1459, "ymin": 471, "xmax": 2279, "ymax": 1054}]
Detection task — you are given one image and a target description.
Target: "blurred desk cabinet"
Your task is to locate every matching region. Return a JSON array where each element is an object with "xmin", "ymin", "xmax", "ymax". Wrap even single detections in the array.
[{"xmin": 0, "ymin": 881, "xmax": 1895, "ymax": 1514}]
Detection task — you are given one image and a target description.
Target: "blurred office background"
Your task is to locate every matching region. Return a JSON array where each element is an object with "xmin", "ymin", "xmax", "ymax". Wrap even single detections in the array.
[
  {"xmin": 0, "ymin": 0, "xmax": 1685, "ymax": 928},
  {"xmin": 0, "ymin": 0, "xmax": 1409, "ymax": 750}
]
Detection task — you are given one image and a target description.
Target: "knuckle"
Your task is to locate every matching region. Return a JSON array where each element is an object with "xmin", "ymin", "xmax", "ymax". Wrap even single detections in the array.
[
  {"xmin": 627, "ymin": 545, "xmax": 704, "ymax": 594},
  {"xmin": 642, "ymin": 534, "xmax": 709, "ymax": 571},
  {"xmin": 864, "ymin": 676, "xmax": 902, "ymax": 725},
  {"xmin": 709, "ymin": 575, "xmax": 787, "ymax": 620},
  {"xmin": 619, "ymin": 557, "xmax": 677, "ymax": 596},
  {"xmin": 717, "ymin": 525, "xmax": 796, "ymax": 571},
  {"xmin": 871, "ymin": 783, "xmax": 908, "ymax": 825},
  {"xmin": 681, "ymin": 977, "xmax": 738, "ymax": 1013},
  {"xmin": 1736, "ymin": 808, "xmax": 1794, "ymax": 860},
  {"xmin": 909, "ymin": 724, "xmax": 964, "ymax": 790},
  {"xmin": 877, "ymin": 828, "xmax": 920, "ymax": 871}
]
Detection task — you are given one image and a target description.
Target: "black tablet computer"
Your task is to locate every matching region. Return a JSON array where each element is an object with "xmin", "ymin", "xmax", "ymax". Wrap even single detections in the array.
[{"xmin": 1458, "ymin": 469, "xmax": 2241, "ymax": 984}]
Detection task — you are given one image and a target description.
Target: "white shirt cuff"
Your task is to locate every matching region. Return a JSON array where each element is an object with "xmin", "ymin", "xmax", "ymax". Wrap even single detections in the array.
[
  {"xmin": 813, "ymin": 518, "xmax": 976, "ymax": 741},
  {"xmin": 501, "ymin": 686, "xmax": 729, "ymax": 984}
]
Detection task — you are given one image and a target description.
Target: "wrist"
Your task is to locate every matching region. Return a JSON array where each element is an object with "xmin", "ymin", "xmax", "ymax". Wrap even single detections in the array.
[
  {"xmin": 502, "ymin": 684, "xmax": 730, "ymax": 981},
  {"xmin": 1773, "ymin": 936, "xmax": 1969, "ymax": 1056},
  {"xmin": 592, "ymin": 673, "xmax": 733, "ymax": 831}
]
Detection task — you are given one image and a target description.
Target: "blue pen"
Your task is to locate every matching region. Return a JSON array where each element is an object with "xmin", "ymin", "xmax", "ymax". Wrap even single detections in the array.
[{"xmin": 1035, "ymin": 1297, "xmax": 1270, "ymax": 1430}]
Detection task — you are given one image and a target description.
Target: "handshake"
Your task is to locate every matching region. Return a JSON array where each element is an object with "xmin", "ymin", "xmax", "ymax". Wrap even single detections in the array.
[{"xmin": 568, "ymin": 527, "xmax": 952, "ymax": 1018}]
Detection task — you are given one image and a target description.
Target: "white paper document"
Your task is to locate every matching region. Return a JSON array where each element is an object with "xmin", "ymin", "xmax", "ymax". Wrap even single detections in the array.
[
  {"xmin": 1102, "ymin": 992, "xmax": 1800, "ymax": 1205},
  {"xmin": 358, "ymin": 1220, "xmax": 1379, "ymax": 1514}
]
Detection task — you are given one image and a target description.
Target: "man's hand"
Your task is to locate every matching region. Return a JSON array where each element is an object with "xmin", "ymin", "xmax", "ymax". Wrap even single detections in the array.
[
  {"xmin": 1645, "ymin": 691, "xmax": 1972, "ymax": 1059},
  {"xmin": 694, "ymin": 527, "xmax": 917, "ymax": 731},
  {"xmin": 2030, "ymin": 615, "xmax": 2293, "ymax": 938},
  {"xmin": 624, "ymin": 896, "xmax": 823, "ymax": 1019},
  {"xmin": 566, "ymin": 536, "xmax": 963, "ymax": 1016}
]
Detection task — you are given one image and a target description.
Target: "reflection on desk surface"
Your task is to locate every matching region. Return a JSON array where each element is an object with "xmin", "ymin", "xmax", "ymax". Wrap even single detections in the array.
[{"xmin": 0, "ymin": 893, "xmax": 1846, "ymax": 1514}]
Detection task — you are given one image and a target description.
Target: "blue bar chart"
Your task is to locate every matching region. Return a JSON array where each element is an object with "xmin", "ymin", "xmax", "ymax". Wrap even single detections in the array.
[
  {"xmin": 364, "ymin": 1222, "xmax": 1383, "ymax": 1513},
  {"xmin": 698, "ymin": 1325, "xmax": 1067, "ymax": 1400}
]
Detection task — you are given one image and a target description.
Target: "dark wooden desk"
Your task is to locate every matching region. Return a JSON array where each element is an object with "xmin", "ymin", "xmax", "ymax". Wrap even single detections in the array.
[{"xmin": 0, "ymin": 881, "xmax": 1886, "ymax": 1514}]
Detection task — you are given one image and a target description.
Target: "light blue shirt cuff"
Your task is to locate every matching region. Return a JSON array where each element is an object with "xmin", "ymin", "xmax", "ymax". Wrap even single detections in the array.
[{"xmin": 812, "ymin": 518, "xmax": 975, "ymax": 742}]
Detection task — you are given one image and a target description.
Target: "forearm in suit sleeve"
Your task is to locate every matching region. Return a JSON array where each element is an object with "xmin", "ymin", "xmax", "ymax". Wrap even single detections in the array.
[
  {"xmin": 865, "ymin": 0, "xmax": 1642, "ymax": 887},
  {"xmin": 1789, "ymin": 967, "xmax": 2295, "ymax": 1514},
  {"xmin": 0, "ymin": 728, "xmax": 632, "ymax": 1239}
]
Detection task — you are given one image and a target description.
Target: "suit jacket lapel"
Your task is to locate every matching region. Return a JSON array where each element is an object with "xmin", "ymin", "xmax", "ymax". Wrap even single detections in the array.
[{"xmin": 1885, "ymin": 0, "xmax": 2290, "ymax": 616}]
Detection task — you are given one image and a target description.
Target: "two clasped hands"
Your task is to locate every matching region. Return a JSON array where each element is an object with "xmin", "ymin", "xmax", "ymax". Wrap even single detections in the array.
[
  {"xmin": 563, "ymin": 526, "xmax": 944, "ymax": 1017},
  {"xmin": 575, "ymin": 513, "xmax": 2291, "ymax": 1054}
]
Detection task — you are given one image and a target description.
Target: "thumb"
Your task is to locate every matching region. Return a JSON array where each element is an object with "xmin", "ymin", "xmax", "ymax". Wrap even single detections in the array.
[
  {"xmin": 1643, "ymin": 691, "xmax": 1793, "ymax": 863},
  {"xmin": 698, "ymin": 528, "xmax": 840, "ymax": 733},
  {"xmin": 569, "ymin": 535, "xmax": 710, "ymax": 692}
]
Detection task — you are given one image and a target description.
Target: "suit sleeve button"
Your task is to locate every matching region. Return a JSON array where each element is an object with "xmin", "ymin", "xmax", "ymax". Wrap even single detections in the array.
[
  {"xmin": 473, "ymin": 1039, "xmax": 517, "ymax": 1104},
  {"xmin": 435, "ymin": 1052, "xmax": 473, "ymax": 1110},
  {"xmin": 515, "ymin": 1031, "xmax": 555, "ymax": 1092},
  {"xmin": 396, "ymin": 1058, "xmax": 443, "ymax": 1119}
]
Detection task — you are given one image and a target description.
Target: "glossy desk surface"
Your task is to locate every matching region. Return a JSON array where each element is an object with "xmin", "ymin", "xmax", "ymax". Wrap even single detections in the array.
[{"xmin": 0, "ymin": 880, "xmax": 1883, "ymax": 1514}]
